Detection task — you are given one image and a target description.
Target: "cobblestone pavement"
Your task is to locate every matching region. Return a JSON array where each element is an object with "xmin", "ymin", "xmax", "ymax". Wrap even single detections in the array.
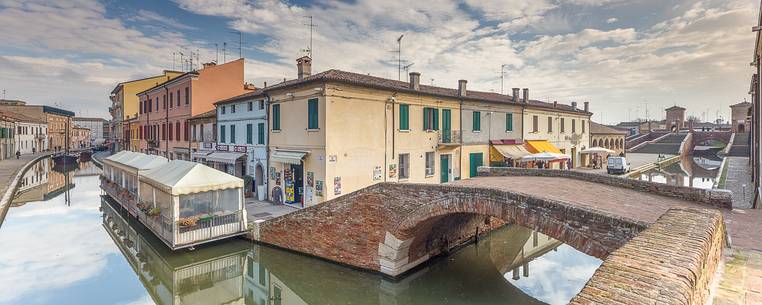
[
  {"xmin": 723, "ymin": 157, "xmax": 754, "ymax": 209},
  {"xmin": 452, "ymin": 176, "xmax": 762, "ymax": 251},
  {"xmin": 713, "ymin": 249, "xmax": 762, "ymax": 305}
]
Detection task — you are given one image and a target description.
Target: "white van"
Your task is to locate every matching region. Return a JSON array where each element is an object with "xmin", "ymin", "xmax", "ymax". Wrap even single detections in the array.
[{"xmin": 607, "ymin": 157, "xmax": 630, "ymax": 175}]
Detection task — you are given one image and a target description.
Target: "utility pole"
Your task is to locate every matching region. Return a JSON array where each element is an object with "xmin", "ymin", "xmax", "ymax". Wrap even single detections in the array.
[
  {"xmin": 223, "ymin": 42, "xmax": 227, "ymax": 63},
  {"xmin": 397, "ymin": 34, "xmax": 404, "ymax": 81},
  {"xmin": 215, "ymin": 43, "xmax": 219, "ymax": 63},
  {"xmin": 303, "ymin": 16, "xmax": 317, "ymax": 58},
  {"xmin": 178, "ymin": 52, "xmax": 185, "ymax": 72}
]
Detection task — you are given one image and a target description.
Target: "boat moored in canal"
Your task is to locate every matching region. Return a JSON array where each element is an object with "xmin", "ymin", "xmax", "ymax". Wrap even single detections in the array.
[{"xmin": 101, "ymin": 151, "xmax": 248, "ymax": 250}]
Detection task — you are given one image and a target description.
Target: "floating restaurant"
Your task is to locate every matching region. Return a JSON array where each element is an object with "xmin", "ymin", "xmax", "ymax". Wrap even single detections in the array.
[{"xmin": 101, "ymin": 151, "xmax": 248, "ymax": 249}]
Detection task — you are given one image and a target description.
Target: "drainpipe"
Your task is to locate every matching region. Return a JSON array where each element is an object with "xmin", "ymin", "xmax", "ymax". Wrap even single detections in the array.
[
  {"xmin": 165, "ymin": 86, "xmax": 170, "ymax": 159},
  {"xmin": 264, "ymin": 91, "xmax": 271, "ymax": 201},
  {"xmin": 459, "ymin": 98, "xmax": 463, "ymax": 179}
]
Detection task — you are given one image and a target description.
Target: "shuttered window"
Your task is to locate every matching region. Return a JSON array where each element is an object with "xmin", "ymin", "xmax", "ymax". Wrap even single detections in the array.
[
  {"xmin": 422, "ymin": 107, "xmax": 439, "ymax": 130},
  {"xmin": 272, "ymin": 104, "xmax": 281, "ymax": 130},
  {"xmin": 220, "ymin": 125, "xmax": 226, "ymax": 143},
  {"xmin": 308, "ymin": 98, "xmax": 319, "ymax": 129},
  {"xmin": 506, "ymin": 113, "xmax": 513, "ymax": 132},
  {"xmin": 258, "ymin": 123, "xmax": 265, "ymax": 144},
  {"xmin": 230, "ymin": 125, "xmax": 236, "ymax": 143},
  {"xmin": 472, "ymin": 111, "xmax": 481, "ymax": 132},
  {"xmin": 399, "ymin": 104, "xmax": 409, "ymax": 130},
  {"xmin": 246, "ymin": 123, "xmax": 253, "ymax": 144}
]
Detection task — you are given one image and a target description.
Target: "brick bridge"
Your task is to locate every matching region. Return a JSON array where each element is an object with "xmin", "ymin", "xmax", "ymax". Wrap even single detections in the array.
[
  {"xmin": 690, "ymin": 131, "xmax": 732, "ymax": 151},
  {"xmin": 249, "ymin": 168, "xmax": 731, "ymax": 303}
]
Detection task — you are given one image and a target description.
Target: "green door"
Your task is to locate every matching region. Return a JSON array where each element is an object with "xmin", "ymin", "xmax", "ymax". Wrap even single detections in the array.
[
  {"xmin": 442, "ymin": 109, "xmax": 452, "ymax": 143},
  {"xmin": 469, "ymin": 152, "xmax": 483, "ymax": 178},
  {"xmin": 440, "ymin": 154, "xmax": 450, "ymax": 183}
]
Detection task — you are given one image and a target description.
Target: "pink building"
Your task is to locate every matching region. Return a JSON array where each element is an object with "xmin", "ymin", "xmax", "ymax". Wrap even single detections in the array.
[{"xmin": 136, "ymin": 59, "xmax": 252, "ymax": 159}]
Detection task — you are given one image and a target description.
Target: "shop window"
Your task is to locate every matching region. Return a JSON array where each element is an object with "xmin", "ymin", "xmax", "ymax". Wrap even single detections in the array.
[
  {"xmin": 399, "ymin": 104, "xmax": 409, "ymax": 130},
  {"xmin": 425, "ymin": 152, "xmax": 435, "ymax": 176},
  {"xmin": 308, "ymin": 98, "xmax": 319, "ymax": 129},
  {"xmin": 399, "ymin": 153, "xmax": 410, "ymax": 179}
]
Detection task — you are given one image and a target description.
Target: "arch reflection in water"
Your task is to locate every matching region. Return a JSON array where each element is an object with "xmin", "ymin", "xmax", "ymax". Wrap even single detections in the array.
[
  {"xmin": 635, "ymin": 156, "xmax": 719, "ymax": 189},
  {"xmin": 103, "ymin": 195, "xmax": 601, "ymax": 305}
]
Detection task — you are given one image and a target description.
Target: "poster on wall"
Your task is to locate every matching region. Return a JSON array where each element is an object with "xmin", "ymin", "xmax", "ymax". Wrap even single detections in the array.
[
  {"xmin": 307, "ymin": 172, "xmax": 314, "ymax": 187},
  {"xmin": 285, "ymin": 181, "xmax": 295, "ymax": 203},
  {"xmin": 315, "ymin": 180, "xmax": 323, "ymax": 197},
  {"xmin": 275, "ymin": 172, "xmax": 281, "ymax": 185},
  {"xmin": 334, "ymin": 177, "xmax": 342, "ymax": 195},
  {"xmin": 388, "ymin": 164, "xmax": 397, "ymax": 178},
  {"xmin": 270, "ymin": 167, "xmax": 276, "ymax": 180},
  {"xmin": 305, "ymin": 187, "xmax": 313, "ymax": 205},
  {"xmin": 373, "ymin": 166, "xmax": 382, "ymax": 181}
]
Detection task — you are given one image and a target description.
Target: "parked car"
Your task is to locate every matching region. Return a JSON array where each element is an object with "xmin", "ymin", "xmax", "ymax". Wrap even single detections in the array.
[{"xmin": 607, "ymin": 157, "xmax": 630, "ymax": 175}]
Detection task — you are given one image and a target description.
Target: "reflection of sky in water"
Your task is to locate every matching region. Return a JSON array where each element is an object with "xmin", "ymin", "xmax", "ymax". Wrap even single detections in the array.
[
  {"xmin": 505, "ymin": 245, "xmax": 602, "ymax": 305},
  {"xmin": 0, "ymin": 172, "xmax": 150, "ymax": 305}
]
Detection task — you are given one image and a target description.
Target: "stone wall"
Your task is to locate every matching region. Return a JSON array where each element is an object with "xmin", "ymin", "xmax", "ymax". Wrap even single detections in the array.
[
  {"xmin": 250, "ymin": 182, "xmax": 648, "ymax": 277},
  {"xmin": 479, "ymin": 167, "xmax": 732, "ymax": 209},
  {"xmin": 570, "ymin": 208, "xmax": 726, "ymax": 305}
]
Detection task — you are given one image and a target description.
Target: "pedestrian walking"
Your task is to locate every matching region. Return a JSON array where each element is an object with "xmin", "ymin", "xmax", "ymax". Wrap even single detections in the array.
[{"xmin": 16, "ymin": 151, "xmax": 20, "ymax": 159}]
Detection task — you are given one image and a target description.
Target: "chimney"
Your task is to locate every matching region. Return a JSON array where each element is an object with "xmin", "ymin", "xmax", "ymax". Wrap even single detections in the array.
[
  {"xmin": 553, "ymin": 101, "xmax": 558, "ymax": 108},
  {"xmin": 512, "ymin": 88, "xmax": 520, "ymax": 103},
  {"xmin": 584, "ymin": 102, "xmax": 589, "ymax": 112},
  {"xmin": 297, "ymin": 56, "xmax": 312, "ymax": 79},
  {"xmin": 458, "ymin": 80, "xmax": 467, "ymax": 97},
  {"xmin": 202, "ymin": 62, "xmax": 216, "ymax": 69},
  {"xmin": 409, "ymin": 72, "xmax": 421, "ymax": 90},
  {"xmin": 522, "ymin": 88, "xmax": 529, "ymax": 104},
  {"xmin": 264, "ymin": 81, "xmax": 267, "ymax": 88},
  {"xmin": 571, "ymin": 102, "xmax": 577, "ymax": 110}
]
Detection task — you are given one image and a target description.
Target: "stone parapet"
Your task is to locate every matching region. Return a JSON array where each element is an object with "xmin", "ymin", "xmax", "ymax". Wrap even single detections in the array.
[
  {"xmin": 479, "ymin": 167, "xmax": 732, "ymax": 209},
  {"xmin": 570, "ymin": 208, "xmax": 725, "ymax": 305}
]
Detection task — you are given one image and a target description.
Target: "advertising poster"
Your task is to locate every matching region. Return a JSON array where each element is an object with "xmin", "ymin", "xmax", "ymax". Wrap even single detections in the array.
[
  {"xmin": 334, "ymin": 176, "xmax": 342, "ymax": 195},
  {"xmin": 315, "ymin": 180, "xmax": 323, "ymax": 197},
  {"xmin": 307, "ymin": 171, "xmax": 314, "ymax": 187},
  {"xmin": 373, "ymin": 166, "xmax": 382, "ymax": 181},
  {"xmin": 388, "ymin": 164, "xmax": 397, "ymax": 178}
]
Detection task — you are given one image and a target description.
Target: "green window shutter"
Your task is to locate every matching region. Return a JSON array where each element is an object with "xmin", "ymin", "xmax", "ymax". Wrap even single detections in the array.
[
  {"xmin": 399, "ymin": 104, "xmax": 409, "ymax": 130},
  {"xmin": 308, "ymin": 98, "xmax": 319, "ymax": 129},
  {"xmin": 230, "ymin": 125, "xmax": 236, "ymax": 143},
  {"xmin": 473, "ymin": 111, "xmax": 480, "ymax": 131},
  {"xmin": 258, "ymin": 123, "xmax": 265, "ymax": 144},
  {"xmin": 272, "ymin": 104, "xmax": 280, "ymax": 130},
  {"xmin": 506, "ymin": 113, "xmax": 513, "ymax": 131},
  {"xmin": 423, "ymin": 107, "xmax": 430, "ymax": 130},
  {"xmin": 246, "ymin": 124, "xmax": 253, "ymax": 144},
  {"xmin": 220, "ymin": 125, "xmax": 226, "ymax": 143},
  {"xmin": 433, "ymin": 108, "xmax": 439, "ymax": 131}
]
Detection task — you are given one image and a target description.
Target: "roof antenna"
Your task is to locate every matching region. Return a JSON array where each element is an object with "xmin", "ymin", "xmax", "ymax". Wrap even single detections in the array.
[
  {"xmin": 229, "ymin": 31, "xmax": 242, "ymax": 59},
  {"xmin": 303, "ymin": 16, "xmax": 317, "ymax": 59}
]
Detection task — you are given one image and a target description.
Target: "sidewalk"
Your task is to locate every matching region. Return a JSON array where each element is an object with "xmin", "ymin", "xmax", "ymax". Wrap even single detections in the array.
[
  {"xmin": 246, "ymin": 198, "xmax": 300, "ymax": 223},
  {"xmin": 723, "ymin": 157, "xmax": 753, "ymax": 209}
]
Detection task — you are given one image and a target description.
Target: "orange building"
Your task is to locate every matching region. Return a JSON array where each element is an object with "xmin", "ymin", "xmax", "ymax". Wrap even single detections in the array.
[{"xmin": 135, "ymin": 59, "xmax": 252, "ymax": 159}]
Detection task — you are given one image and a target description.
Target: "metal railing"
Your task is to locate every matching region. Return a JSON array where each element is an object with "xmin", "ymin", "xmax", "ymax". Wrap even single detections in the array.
[
  {"xmin": 175, "ymin": 210, "xmax": 244, "ymax": 246},
  {"xmin": 438, "ymin": 130, "xmax": 461, "ymax": 145}
]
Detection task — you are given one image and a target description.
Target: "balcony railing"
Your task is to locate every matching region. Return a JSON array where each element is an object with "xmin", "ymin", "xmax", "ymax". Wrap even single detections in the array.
[
  {"xmin": 100, "ymin": 177, "xmax": 245, "ymax": 250},
  {"xmin": 438, "ymin": 130, "xmax": 462, "ymax": 145}
]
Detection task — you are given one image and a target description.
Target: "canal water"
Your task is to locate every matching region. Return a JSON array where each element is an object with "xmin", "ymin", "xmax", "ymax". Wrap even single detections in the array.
[
  {"xmin": 633, "ymin": 157, "xmax": 720, "ymax": 189},
  {"xmin": 0, "ymin": 159, "xmax": 602, "ymax": 305}
]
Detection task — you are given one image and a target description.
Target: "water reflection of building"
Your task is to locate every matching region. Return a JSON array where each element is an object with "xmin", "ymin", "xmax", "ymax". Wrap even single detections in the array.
[
  {"xmin": 101, "ymin": 197, "xmax": 249, "ymax": 305},
  {"xmin": 636, "ymin": 157, "xmax": 718, "ymax": 189},
  {"xmin": 47, "ymin": 160, "xmax": 76, "ymax": 201},
  {"xmin": 11, "ymin": 158, "xmax": 50, "ymax": 206},
  {"xmin": 73, "ymin": 160, "xmax": 100, "ymax": 177}
]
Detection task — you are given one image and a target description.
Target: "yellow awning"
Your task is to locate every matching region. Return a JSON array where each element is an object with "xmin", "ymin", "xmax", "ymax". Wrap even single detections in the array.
[
  {"xmin": 491, "ymin": 145, "xmax": 531, "ymax": 161},
  {"xmin": 525, "ymin": 140, "xmax": 562, "ymax": 154}
]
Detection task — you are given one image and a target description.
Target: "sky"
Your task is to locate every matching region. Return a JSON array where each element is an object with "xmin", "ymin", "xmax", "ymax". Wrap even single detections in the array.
[{"xmin": 0, "ymin": 0, "xmax": 757, "ymax": 124}]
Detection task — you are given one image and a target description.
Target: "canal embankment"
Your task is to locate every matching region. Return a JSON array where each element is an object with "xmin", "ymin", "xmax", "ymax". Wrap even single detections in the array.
[{"xmin": 0, "ymin": 152, "xmax": 52, "ymax": 226}]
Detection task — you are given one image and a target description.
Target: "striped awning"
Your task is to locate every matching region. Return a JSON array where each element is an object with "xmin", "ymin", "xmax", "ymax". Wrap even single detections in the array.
[{"xmin": 491, "ymin": 144, "xmax": 531, "ymax": 161}]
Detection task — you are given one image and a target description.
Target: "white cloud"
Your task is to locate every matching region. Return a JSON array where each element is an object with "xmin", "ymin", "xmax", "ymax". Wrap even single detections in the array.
[{"xmin": 606, "ymin": 17, "xmax": 618, "ymax": 24}]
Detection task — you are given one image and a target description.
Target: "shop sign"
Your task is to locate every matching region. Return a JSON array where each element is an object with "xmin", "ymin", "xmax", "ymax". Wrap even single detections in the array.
[
  {"xmin": 233, "ymin": 145, "xmax": 247, "ymax": 153},
  {"xmin": 388, "ymin": 164, "xmax": 397, "ymax": 178},
  {"xmin": 203, "ymin": 142, "xmax": 213, "ymax": 149},
  {"xmin": 373, "ymin": 166, "xmax": 382, "ymax": 181},
  {"xmin": 217, "ymin": 144, "xmax": 229, "ymax": 151}
]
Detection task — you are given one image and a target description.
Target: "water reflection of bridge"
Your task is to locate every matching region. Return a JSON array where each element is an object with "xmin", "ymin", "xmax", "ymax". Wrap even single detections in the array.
[
  {"xmin": 637, "ymin": 156, "xmax": 719, "ymax": 188},
  {"xmin": 103, "ymin": 196, "xmax": 584, "ymax": 305}
]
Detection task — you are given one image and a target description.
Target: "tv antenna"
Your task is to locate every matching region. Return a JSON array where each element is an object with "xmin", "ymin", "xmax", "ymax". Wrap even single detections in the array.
[
  {"xmin": 172, "ymin": 52, "xmax": 176, "ymax": 70},
  {"xmin": 403, "ymin": 63, "xmax": 414, "ymax": 81},
  {"xmin": 229, "ymin": 31, "xmax": 242, "ymax": 59},
  {"xmin": 396, "ymin": 34, "xmax": 404, "ymax": 80},
  {"xmin": 303, "ymin": 16, "xmax": 317, "ymax": 58},
  {"xmin": 222, "ymin": 42, "xmax": 227, "ymax": 63},
  {"xmin": 215, "ymin": 43, "xmax": 219, "ymax": 63},
  {"xmin": 178, "ymin": 51, "xmax": 185, "ymax": 71},
  {"xmin": 500, "ymin": 64, "xmax": 509, "ymax": 94}
]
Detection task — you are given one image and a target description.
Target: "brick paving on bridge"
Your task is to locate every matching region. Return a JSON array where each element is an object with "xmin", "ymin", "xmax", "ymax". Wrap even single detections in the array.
[{"xmin": 451, "ymin": 176, "xmax": 762, "ymax": 251}]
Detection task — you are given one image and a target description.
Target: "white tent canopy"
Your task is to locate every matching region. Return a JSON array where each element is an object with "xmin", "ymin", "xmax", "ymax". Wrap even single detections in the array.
[
  {"xmin": 140, "ymin": 160, "xmax": 243, "ymax": 196},
  {"xmin": 521, "ymin": 152, "xmax": 570, "ymax": 162},
  {"xmin": 104, "ymin": 151, "xmax": 168, "ymax": 174},
  {"xmin": 580, "ymin": 147, "xmax": 616, "ymax": 154}
]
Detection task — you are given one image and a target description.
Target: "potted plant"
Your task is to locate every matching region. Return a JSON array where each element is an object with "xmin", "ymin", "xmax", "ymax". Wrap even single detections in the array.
[
  {"xmin": 147, "ymin": 207, "xmax": 161, "ymax": 217},
  {"xmin": 178, "ymin": 217, "xmax": 198, "ymax": 227}
]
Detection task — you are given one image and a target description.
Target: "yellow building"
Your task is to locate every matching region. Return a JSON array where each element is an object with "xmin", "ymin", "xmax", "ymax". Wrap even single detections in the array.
[
  {"xmin": 265, "ymin": 57, "xmax": 592, "ymax": 207},
  {"xmin": 110, "ymin": 70, "xmax": 182, "ymax": 151},
  {"xmin": 523, "ymin": 100, "xmax": 592, "ymax": 168}
]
